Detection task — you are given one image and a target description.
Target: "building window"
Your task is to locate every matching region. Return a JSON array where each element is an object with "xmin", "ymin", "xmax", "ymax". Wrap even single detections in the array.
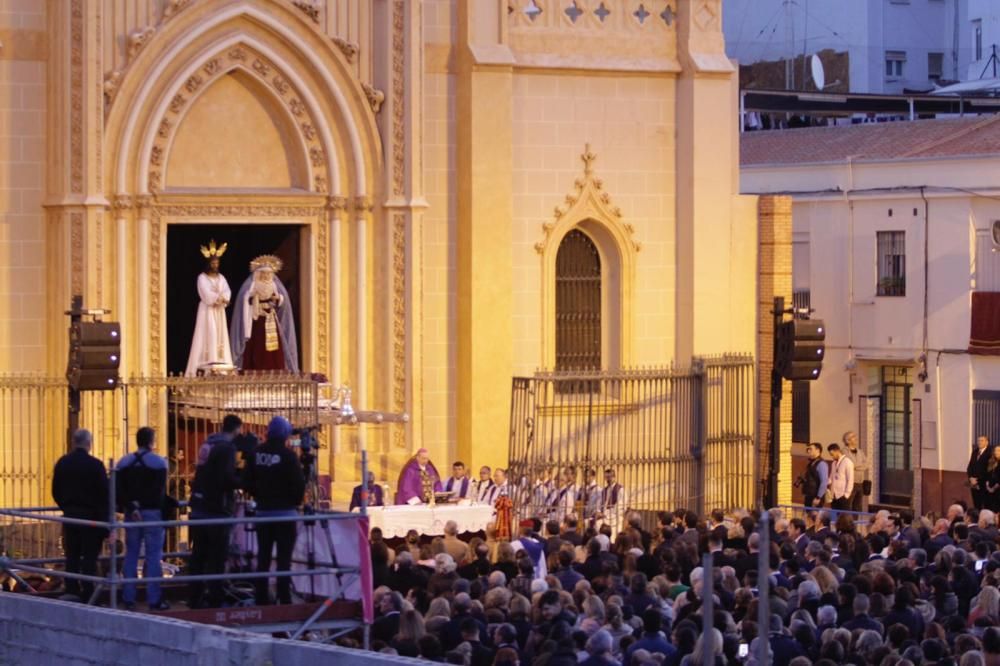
[
  {"xmin": 555, "ymin": 229, "xmax": 601, "ymax": 371},
  {"xmin": 975, "ymin": 19, "xmax": 983, "ymax": 61},
  {"xmin": 928, "ymin": 52, "xmax": 944, "ymax": 82},
  {"xmin": 877, "ymin": 231, "xmax": 906, "ymax": 296},
  {"xmin": 885, "ymin": 51, "xmax": 906, "ymax": 79}
]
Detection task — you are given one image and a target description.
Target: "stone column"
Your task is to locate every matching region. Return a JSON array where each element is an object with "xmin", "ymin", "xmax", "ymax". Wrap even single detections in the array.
[
  {"xmin": 674, "ymin": 0, "xmax": 750, "ymax": 361},
  {"xmin": 455, "ymin": 0, "xmax": 514, "ymax": 472}
]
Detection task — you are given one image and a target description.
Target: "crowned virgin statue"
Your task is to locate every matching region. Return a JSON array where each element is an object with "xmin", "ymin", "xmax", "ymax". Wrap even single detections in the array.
[
  {"xmin": 184, "ymin": 240, "xmax": 234, "ymax": 376},
  {"xmin": 229, "ymin": 254, "xmax": 299, "ymax": 373}
]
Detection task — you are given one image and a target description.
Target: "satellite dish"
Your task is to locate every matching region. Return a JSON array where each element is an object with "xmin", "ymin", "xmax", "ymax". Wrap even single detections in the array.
[{"xmin": 811, "ymin": 54, "xmax": 826, "ymax": 90}]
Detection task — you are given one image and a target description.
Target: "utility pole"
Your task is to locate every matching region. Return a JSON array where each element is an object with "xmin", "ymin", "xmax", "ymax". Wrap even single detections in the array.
[{"xmin": 784, "ymin": 0, "xmax": 794, "ymax": 90}]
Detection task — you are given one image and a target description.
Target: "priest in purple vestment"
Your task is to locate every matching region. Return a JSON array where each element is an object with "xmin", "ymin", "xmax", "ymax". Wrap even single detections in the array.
[{"xmin": 395, "ymin": 448, "xmax": 443, "ymax": 505}]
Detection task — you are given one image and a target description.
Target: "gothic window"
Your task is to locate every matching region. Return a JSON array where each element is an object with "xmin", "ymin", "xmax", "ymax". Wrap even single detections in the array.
[{"xmin": 555, "ymin": 229, "xmax": 602, "ymax": 371}]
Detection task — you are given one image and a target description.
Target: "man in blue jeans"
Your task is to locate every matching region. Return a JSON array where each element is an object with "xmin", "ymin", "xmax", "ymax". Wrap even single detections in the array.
[{"xmin": 116, "ymin": 426, "xmax": 169, "ymax": 611}]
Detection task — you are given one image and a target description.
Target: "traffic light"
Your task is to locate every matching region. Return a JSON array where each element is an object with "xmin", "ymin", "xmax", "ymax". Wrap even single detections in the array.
[
  {"xmin": 66, "ymin": 321, "xmax": 121, "ymax": 390},
  {"xmin": 776, "ymin": 318, "xmax": 825, "ymax": 380}
]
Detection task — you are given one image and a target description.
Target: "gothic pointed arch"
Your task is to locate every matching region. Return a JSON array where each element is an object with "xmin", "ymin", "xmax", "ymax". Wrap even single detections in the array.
[
  {"xmin": 538, "ymin": 145, "xmax": 639, "ymax": 370},
  {"xmin": 104, "ymin": 0, "xmax": 382, "ymax": 198}
]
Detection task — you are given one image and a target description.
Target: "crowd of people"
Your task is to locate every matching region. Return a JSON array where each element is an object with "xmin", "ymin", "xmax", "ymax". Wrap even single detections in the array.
[
  {"xmin": 355, "ymin": 502, "xmax": 1000, "ymax": 666},
  {"xmin": 51, "ymin": 421, "xmax": 1000, "ymax": 665}
]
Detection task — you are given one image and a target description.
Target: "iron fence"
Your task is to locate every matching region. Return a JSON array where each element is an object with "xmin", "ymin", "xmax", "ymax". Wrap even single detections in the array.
[
  {"xmin": 0, "ymin": 373, "xmax": 323, "ymax": 557},
  {"xmin": 507, "ymin": 355, "xmax": 756, "ymax": 522}
]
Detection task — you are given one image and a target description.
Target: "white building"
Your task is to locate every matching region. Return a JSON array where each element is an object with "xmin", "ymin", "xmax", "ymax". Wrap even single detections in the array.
[
  {"xmin": 964, "ymin": 0, "xmax": 1000, "ymax": 79},
  {"xmin": 741, "ymin": 116, "xmax": 1000, "ymax": 513},
  {"xmin": 724, "ymin": 0, "xmax": 968, "ymax": 93}
]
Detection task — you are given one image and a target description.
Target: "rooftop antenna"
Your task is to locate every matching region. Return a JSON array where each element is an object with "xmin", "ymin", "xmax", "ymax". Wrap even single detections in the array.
[{"xmin": 980, "ymin": 44, "xmax": 999, "ymax": 80}]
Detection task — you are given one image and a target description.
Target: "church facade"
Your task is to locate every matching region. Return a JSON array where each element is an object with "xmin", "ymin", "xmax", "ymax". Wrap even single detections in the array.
[{"xmin": 0, "ymin": 0, "xmax": 756, "ymax": 496}]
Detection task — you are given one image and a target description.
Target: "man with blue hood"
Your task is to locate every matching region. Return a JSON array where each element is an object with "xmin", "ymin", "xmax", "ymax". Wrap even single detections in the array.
[{"xmin": 244, "ymin": 416, "xmax": 305, "ymax": 605}]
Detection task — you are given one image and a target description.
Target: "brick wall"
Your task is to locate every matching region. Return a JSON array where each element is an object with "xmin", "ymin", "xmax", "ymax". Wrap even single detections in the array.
[{"xmin": 758, "ymin": 195, "xmax": 794, "ymax": 506}]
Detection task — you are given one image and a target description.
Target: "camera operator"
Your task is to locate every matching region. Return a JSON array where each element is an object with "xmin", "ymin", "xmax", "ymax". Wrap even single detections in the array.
[
  {"xmin": 244, "ymin": 416, "xmax": 305, "ymax": 606},
  {"xmin": 187, "ymin": 413, "xmax": 243, "ymax": 609}
]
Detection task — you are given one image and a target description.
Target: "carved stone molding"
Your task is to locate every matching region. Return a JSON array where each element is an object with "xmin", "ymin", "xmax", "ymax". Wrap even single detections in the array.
[
  {"xmin": 70, "ymin": 0, "xmax": 83, "ymax": 193},
  {"xmin": 161, "ymin": 0, "xmax": 193, "ymax": 24},
  {"xmin": 361, "ymin": 82, "xmax": 385, "ymax": 114},
  {"xmin": 353, "ymin": 196, "xmax": 374, "ymax": 213},
  {"xmin": 535, "ymin": 144, "xmax": 640, "ymax": 254},
  {"xmin": 327, "ymin": 196, "xmax": 348, "ymax": 211},
  {"xmin": 391, "ymin": 0, "xmax": 407, "ymax": 448},
  {"xmin": 103, "ymin": 70, "xmax": 122, "ymax": 113},
  {"xmin": 292, "ymin": 0, "xmax": 320, "ymax": 24},
  {"xmin": 135, "ymin": 195, "xmax": 154, "ymax": 212},
  {"xmin": 70, "ymin": 212, "xmax": 84, "ymax": 295},
  {"xmin": 155, "ymin": 204, "xmax": 323, "ymax": 217},
  {"xmin": 391, "ymin": 0, "xmax": 406, "ymax": 197},
  {"xmin": 146, "ymin": 45, "xmax": 330, "ymax": 195},
  {"xmin": 127, "ymin": 27, "xmax": 156, "ymax": 62},
  {"xmin": 332, "ymin": 37, "xmax": 359, "ymax": 64},
  {"xmin": 111, "ymin": 194, "xmax": 134, "ymax": 212}
]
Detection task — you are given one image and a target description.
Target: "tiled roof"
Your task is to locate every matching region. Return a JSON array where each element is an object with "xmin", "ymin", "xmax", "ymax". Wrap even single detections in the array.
[{"xmin": 740, "ymin": 115, "xmax": 1000, "ymax": 166}]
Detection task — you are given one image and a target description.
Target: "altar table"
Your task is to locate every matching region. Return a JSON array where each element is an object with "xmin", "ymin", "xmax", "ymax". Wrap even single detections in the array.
[{"xmin": 363, "ymin": 504, "xmax": 495, "ymax": 538}]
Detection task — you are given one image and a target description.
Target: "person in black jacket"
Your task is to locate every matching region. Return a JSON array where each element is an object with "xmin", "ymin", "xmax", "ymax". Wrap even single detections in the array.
[
  {"xmin": 968, "ymin": 436, "xmax": 992, "ymax": 510},
  {"xmin": 51, "ymin": 429, "xmax": 108, "ymax": 601},
  {"xmin": 187, "ymin": 414, "xmax": 243, "ymax": 609},
  {"xmin": 244, "ymin": 416, "xmax": 305, "ymax": 605}
]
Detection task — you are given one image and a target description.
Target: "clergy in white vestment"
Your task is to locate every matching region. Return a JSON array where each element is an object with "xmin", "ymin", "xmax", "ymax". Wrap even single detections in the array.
[
  {"xmin": 597, "ymin": 468, "xmax": 627, "ymax": 539},
  {"xmin": 184, "ymin": 240, "xmax": 234, "ymax": 376},
  {"xmin": 549, "ymin": 467, "xmax": 577, "ymax": 524},
  {"xmin": 474, "ymin": 465, "xmax": 495, "ymax": 504},
  {"xmin": 579, "ymin": 468, "xmax": 602, "ymax": 525}
]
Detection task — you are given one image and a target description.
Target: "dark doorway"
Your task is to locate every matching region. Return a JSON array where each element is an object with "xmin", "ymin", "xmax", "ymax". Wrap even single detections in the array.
[
  {"xmin": 879, "ymin": 365, "xmax": 913, "ymax": 505},
  {"xmin": 166, "ymin": 224, "xmax": 303, "ymax": 375}
]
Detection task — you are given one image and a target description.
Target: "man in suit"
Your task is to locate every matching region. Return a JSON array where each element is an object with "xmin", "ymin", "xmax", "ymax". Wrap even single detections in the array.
[
  {"xmin": 349, "ymin": 471, "xmax": 384, "ymax": 511},
  {"xmin": 372, "ymin": 590, "xmax": 403, "ymax": 643},
  {"xmin": 788, "ymin": 518, "xmax": 810, "ymax": 558},
  {"xmin": 969, "ymin": 436, "xmax": 992, "ymax": 510}
]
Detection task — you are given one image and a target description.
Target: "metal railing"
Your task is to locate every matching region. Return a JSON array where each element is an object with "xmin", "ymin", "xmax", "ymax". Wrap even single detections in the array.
[
  {"xmin": 0, "ymin": 373, "xmax": 331, "ymax": 556},
  {"xmin": 507, "ymin": 355, "xmax": 756, "ymax": 520}
]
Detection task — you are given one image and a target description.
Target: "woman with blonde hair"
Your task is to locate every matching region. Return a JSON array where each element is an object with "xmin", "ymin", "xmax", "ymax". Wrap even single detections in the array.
[
  {"xmin": 601, "ymin": 602, "xmax": 632, "ymax": 656},
  {"xmin": 811, "ymin": 565, "xmax": 839, "ymax": 596},
  {"xmin": 394, "ymin": 609, "xmax": 425, "ymax": 642},
  {"xmin": 970, "ymin": 586, "xmax": 1000, "ymax": 626}
]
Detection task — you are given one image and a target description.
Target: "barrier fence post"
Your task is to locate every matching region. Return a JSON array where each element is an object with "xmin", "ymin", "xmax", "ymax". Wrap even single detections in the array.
[
  {"xmin": 108, "ymin": 460, "xmax": 117, "ymax": 610},
  {"xmin": 701, "ymin": 553, "xmax": 713, "ymax": 665},
  {"xmin": 361, "ymin": 448, "xmax": 371, "ymax": 651},
  {"xmin": 757, "ymin": 511, "xmax": 770, "ymax": 664}
]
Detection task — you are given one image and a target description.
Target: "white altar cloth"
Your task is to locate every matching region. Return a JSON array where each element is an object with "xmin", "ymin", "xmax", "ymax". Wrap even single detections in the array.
[{"xmin": 363, "ymin": 504, "xmax": 495, "ymax": 538}]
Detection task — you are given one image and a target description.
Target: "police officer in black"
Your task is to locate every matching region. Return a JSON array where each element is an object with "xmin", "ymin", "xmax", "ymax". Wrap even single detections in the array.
[
  {"xmin": 51, "ymin": 428, "xmax": 108, "ymax": 601},
  {"xmin": 244, "ymin": 416, "xmax": 305, "ymax": 605},
  {"xmin": 800, "ymin": 442, "xmax": 829, "ymax": 509},
  {"xmin": 187, "ymin": 413, "xmax": 243, "ymax": 609}
]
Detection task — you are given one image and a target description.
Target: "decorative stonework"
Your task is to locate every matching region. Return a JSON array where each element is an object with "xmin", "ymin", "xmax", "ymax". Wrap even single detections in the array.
[
  {"xmin": 316, "ymin": 208, "xmax": 330, "ymax": 376},
  {"xmin": 361, "ymin": 82, "xmax": 385, "ymax": 114},
  {"xmin": 327, "ymin": 196, "xmax": 348, "ymax": 211},
  {"xmin": 391, "ymin": 0, "xmax": 407, "ymax": 448},
  {"xmin": 70, "ymin": 0, "xmax": 83, "ymax": 193},
  {"xmin": 70, "ymin": 212, "xmax": 84, "ymax": 295},
  {"xmin": 535, "ymin": 144, "xmax": 640, "ymax": 254},
  {"xmin": 155, "ymin": 204, "xmax": 323, "ymax": 217},
  {"xmin": 127, "ymin": 27, "xmax": 156, "ymax": 61},
  {"xmin": 111, "ymin": 195, "xmax": 134, "ymax": 212},
  {"xmin": 291, "ymin": 0, "xmax": 321, "ymax": 24},
  {"xmin": 161, "ymin": 0, "xmax": 193, "ymax": 23},
  {"xmin": 392, "ymin": 212, "xmax": 407, "ymax": 447},
  {"xmin": 146, "ymin": 45, "xmax": 330, "ymax": 195},
  {"xmin": 353, "ymin": 196, "xmax": 374, "ymax": 213},
  {"xmin": 507, "ymin": 0, "xmax": 679, "ymax": 72},
  {"xmin": 332, "ymin": 37, "xmax": 359, "ymax": 64},
  {"xmin": 391, "ymin": 0, "xmax": 406, "ymax": 197}
]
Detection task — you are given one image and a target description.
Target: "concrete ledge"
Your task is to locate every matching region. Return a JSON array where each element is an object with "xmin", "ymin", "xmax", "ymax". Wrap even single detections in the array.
[{"xmin": 0, "ymin": 594, "xmax": 419, "ymax": 665}]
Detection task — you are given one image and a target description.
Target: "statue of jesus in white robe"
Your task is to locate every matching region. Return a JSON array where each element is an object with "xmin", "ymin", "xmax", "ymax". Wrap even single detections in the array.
[{"xmin": 185, "ymin": 250, "xmax": 233, "ymax": 376}]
